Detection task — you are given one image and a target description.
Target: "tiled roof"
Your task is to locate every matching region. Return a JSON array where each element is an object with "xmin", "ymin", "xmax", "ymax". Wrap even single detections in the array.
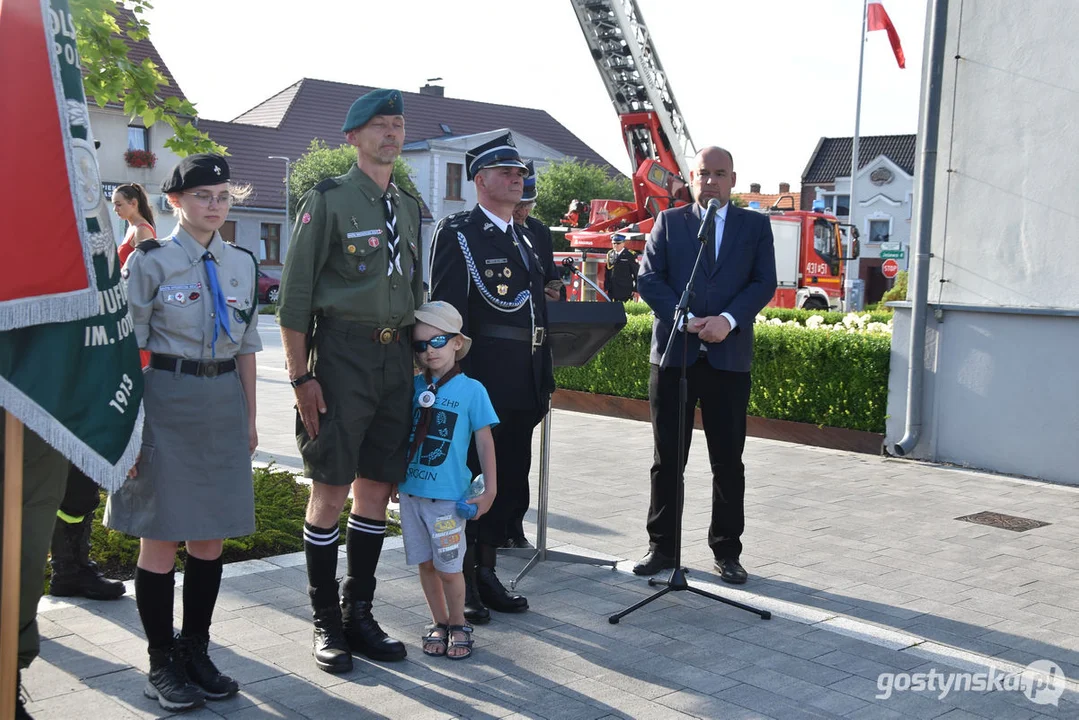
[
  {"xmin": 206, "ymin": 78, "xmax": 620, "ymax": 211},
  {"xmin": 801, "ymin": 135, "xmax": 916, "ymax": 184},
  {"xmin": 86, "ymin": 6, "xmax": 188, "ymax": 106},
  {"xmin": 734, "ymin": 190, "xmax": 800, "ymax": 211}
]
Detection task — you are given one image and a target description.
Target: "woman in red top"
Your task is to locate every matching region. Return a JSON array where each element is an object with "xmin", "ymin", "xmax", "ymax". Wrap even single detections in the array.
[
  {"xmin": 113, "ymin": 184, "xmax": 155, "ymax": 367},
  {"xmin": 113, "ymin": 183, "xmax": 156, "ymax": 265}
]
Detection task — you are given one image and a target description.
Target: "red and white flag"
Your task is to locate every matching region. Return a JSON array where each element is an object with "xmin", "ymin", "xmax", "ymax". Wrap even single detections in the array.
[{"xmin": 867, "ymin": 1, "xmax": 906, "ymax": 69}]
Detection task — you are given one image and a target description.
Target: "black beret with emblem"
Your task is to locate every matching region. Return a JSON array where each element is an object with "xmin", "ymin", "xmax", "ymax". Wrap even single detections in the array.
[
  {"xmin": 465, "ymin": 131, "xmax": 528, "ymax": 181},
  {"xmin": 162, "ymin": 153, "xmax": 230, "ymax": 193},
  {"xmin": 342, "ymin": 88, "xmax": 404, "ymax": 133}
]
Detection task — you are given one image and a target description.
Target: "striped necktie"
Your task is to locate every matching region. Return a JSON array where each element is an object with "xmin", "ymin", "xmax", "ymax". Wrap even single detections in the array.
[{"xmin": 382, "ymin": 192, "xmax": 402, "ymax": 277}]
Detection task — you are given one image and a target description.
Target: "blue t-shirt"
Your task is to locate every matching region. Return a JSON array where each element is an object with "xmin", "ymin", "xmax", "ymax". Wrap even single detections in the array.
[{"xmin": 398, "ymin": 373, "xmax": 499, "ymax": 501}]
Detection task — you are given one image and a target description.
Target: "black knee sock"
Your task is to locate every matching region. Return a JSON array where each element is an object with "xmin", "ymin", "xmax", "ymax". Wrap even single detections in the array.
[
  {"xmin": 343, "ymin": 514, "xmax": 385, "ymax": 602},
  {"xmin": 135, "ymin": 567, "xmax": 175, "ymax": 651},
  {"xmin": 304, "ymin": 521, "xmax": 340, "ymax": 609},
  {"xmin": 181, "ymin": 555, "xmax": 223, "ymax": 641}
]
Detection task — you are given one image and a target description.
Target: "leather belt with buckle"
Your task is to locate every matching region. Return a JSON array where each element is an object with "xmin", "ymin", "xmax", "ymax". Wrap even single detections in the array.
[
  {"xmin": 474, "ymin": 324, "xmax": 547, "ymax": 351},
  {"xmin": 373, "ymin": 327, "xmax": 400, "ymax": 345},
  {"xmin": 150, "ymin": 354, "xmax": 237, "ymax": 377}
]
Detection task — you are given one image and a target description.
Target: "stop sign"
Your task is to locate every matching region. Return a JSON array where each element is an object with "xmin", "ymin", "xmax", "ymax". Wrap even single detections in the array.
[{"xmin": 882, "ymin": 258, "xmax": 900, "ymax": 279}]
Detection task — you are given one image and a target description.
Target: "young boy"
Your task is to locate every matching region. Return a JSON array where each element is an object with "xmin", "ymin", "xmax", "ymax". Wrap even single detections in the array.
[{"xmin": 395, "ymin": 301, "xmax": 497, "ymax": 659}]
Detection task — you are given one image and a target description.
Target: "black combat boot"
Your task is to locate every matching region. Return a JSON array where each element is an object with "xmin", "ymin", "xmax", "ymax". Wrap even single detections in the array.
[
  {"xmin": 475, "ymin": 543, "xmax": 528, "ymax": 613},
  {"xmin": 341, "ymin": 578, "xmax": 406, "ymax": 662},
  {"xmin": 49, "ymin": 516, "xmax": 125, "ymax": 600},
  {"xmin": 175, "ymin": 634, "xmax": 238, "ymax": 700},
  {"xmin": 310, "ymin": 584, "xmax": 352, "ymax": 673},
  {"xmin": 462, "ymin": 543, "xmax": 490, "ymax": 624},
  {"xmin": 144, "ymin": 645, "xmax": 206, "ymax": 712}
]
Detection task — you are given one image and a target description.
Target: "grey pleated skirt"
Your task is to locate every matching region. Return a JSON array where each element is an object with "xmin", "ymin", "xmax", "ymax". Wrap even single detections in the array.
[{"xmin": 104, "ymin": 366, "xmax": 255, "ymax": 541}]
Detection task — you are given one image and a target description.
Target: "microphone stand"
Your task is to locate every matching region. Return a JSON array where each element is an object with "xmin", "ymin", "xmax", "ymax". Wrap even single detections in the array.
[
  {"xmin": 565, "ymin": 263, "xmax": 612, "ymax": 302},
  {"xmin": 609, "ymin": 214, "xmax": 771, "ymax": 624}
]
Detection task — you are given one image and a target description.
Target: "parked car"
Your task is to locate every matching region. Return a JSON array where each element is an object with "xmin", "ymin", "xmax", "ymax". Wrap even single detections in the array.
[{"xmin": 258, "ymin": 270, "xmax": 280, "ymax": 304}]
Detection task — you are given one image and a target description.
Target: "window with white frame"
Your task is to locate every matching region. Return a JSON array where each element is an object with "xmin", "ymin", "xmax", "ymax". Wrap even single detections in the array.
[
  {"xmin": 127, "ymin": 125, "xmax": 149, "ymax": 151},
  {"xmin": 868, "ymin": 218, "xmax": 891, "ymax": 244}
]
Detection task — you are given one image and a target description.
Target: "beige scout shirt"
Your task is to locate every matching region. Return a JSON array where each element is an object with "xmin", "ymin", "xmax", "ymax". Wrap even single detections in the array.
[
  {"xmin": 123, "ymin": 227, "xmax": 263, "ymax": 359},
  {"xmin": 277, "ymin": 164, "xmax": 423, "ymax": 334}
]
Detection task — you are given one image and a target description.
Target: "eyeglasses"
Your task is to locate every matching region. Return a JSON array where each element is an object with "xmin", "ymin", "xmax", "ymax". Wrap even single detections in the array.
[
  {"xmin": 182, "ymin": 191, "xmax": 233, "ymax": 207},
  {"xmin": 412, "ymin": 334, "xmax": 457, "ymax": 352}
]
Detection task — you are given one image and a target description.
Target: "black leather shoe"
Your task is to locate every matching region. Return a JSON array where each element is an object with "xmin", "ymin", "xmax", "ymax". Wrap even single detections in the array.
[
  {"xmin": 504, "ymin": 536, "xmax": 533, "ymax": 550},
  {"xmin": 715, "ymin": 557, "xmax": 748, "ymax": 585},
  {"xmin": 342, "ymin": 599, "xmax": 407, "ymax": 662},
  {"xmin": 632, "ymin": 550, "xmax": 675, "ymax": 576},
  {"xmin": 463, "ymin": 574, "xmax": 490, "ymax": 625},
  {"xmin": 175, "ymin": 634, "xmax": 238, "ymax": 700},
  {"xmin": 476, "ymin": 567, "xmax": 528, "ymax": 613},
  {"xmin": 312, "ymin": 605, "xmax": 353, "ymax": 673}
]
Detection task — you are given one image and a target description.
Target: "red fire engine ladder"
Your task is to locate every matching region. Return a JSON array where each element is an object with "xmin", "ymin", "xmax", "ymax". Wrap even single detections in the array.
[{"xmin": 569, "ymin": 0, "xmax": 697, "ymax": 181}]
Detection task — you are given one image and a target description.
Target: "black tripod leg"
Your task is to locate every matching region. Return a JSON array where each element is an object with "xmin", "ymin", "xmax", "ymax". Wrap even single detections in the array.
[
  {"xmin": 686, "ymin": 585, "xmax": 771, "ymax": 619},
  {"xmin": 608, "ymin": 586, "xmax": 672, "ymax": 624}
]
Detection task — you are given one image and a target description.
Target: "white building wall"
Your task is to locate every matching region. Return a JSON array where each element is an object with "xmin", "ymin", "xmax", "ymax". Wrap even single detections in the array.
[
  {"xmin": 822, "ymin": 156, "xmax": 914, "ymax": 272},
  {"xmin": 885, "ymin": 0, "xmax": 1079, "ymax": 484}
]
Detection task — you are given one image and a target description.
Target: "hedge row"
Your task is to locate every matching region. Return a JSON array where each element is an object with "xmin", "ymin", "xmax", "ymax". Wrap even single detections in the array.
[
  {"xmin": 622, "ymin": 300, "xmax": 892, "ymax": 326},
  {"xmin": 553, "ymin": 313, "xmax": 890, "ymax": 432}
]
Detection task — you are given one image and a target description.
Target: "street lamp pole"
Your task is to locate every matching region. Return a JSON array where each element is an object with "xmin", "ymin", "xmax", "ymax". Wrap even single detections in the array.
[{"xmin": 268, "ymin": 155, "xmax": 291, "ymax": 255}]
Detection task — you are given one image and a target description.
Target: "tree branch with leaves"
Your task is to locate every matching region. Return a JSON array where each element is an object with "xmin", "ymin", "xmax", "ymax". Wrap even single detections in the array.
[{"xmin": 72, "ymin": 0, "xmax": 224, "ymax": 156}]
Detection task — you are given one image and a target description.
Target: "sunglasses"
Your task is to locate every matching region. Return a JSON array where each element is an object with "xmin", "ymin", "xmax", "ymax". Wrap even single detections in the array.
[{"xmin": 412, "ymin": 333, "xmax": 458, "ymax": 352}]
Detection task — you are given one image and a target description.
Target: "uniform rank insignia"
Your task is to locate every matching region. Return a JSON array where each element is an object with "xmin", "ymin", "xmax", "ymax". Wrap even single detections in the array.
[
  {"xmin": 497, "ymin": 284, "xmax": 508, "ymax": 296},
  {"xmin": 483, "ymin": 222, "xmax": 494, "ymax": 232}
]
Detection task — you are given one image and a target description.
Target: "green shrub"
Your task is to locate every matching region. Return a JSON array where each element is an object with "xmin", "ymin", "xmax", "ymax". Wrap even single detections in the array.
[
  {"xmin": 554, "ymin": 315, "xmax": 890, "ymax": 432},
  {"xmin": 624, "ymin": 302, "xmax": 891, "ymax": 324},
  {"xmin": 69, "ymin": 464, "xmax": 399, "ymax": 583}
]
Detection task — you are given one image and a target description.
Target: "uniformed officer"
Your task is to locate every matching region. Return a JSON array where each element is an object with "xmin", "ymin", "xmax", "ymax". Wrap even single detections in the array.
[
  {"xmin": 277, "ymin": 89, "xmax": 422, "ymax": 674},
  {"xmin": 605, "ymin": 233, "xmax": 639, "ymax": 301},
  {"xmin": 505, "ymin": 161, "xmax": 561, "ymax": 548},
  {"xmin": 430, "ymin": 133, "xmax": 554, "ymax": 622},
  {"xmin": 105, "ymin": 154, "xmax": 262, "ymax": 712}
]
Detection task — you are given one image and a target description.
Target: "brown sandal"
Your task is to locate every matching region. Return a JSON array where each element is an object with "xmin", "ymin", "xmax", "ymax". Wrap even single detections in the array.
[
  {"xmin": 446, "ymin": 624, "xmax": 474, "ymax": 660},
  {"xmin": 422, "ymin": 623, "xmax": 448, "ymax": 657}
]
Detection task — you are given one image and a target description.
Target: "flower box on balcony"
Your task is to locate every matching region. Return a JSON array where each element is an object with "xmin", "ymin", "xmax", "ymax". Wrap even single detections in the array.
[{"xmin": 124, "ymin": 149, "xmax": 157, "ymax": 169}]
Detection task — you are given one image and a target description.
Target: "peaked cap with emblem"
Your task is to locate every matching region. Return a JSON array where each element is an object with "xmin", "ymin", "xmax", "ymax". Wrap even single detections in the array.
[
  {"xmin": 520, "ymin": 160, "xmax": 538, "ymax": 202},
  {"xmin": 162, "ymin": 153, "xmax": 229, "ymax": 193},
  {"xmin": 465, "ymin": 131, "xmax": 528, "ymax": 181},
  {"xmin": 342, "ymin": 88, "xmax": 404, "ymax": 133}
]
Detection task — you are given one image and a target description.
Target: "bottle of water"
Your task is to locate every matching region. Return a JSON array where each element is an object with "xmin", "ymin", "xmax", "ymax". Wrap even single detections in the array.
[{"xmin": 456, "ymin": 474, "xmax": 485, "ymax": 519}]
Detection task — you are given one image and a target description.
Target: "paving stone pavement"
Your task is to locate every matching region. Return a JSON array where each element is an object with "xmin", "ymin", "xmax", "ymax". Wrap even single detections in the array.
[{"xmin": 22, "ymin": 316, "xmax": 1079, "ymax": 719}]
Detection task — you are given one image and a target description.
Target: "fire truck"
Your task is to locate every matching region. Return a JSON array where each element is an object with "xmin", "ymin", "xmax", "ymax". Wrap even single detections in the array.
[{"xmin": 560, "ymin": 0, "xmax": 858, "ymax": 310}]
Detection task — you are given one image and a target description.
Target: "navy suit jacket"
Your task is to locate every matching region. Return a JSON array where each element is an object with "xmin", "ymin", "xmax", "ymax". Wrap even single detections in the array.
[{"xmin": 637, "ymin": 203, "xmax": 777, "ymax": 371}]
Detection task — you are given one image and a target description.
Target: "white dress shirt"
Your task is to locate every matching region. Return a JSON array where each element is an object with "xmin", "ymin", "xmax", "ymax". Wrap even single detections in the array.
[{"xmin": 692, "ymin": 202, "xmax": 738, "ymax": 335}]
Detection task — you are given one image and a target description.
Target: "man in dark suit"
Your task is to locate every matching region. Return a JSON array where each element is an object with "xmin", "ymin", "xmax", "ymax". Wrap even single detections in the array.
[
  {"xmin": 632, "ymin": 146, "xmax": 777, "ymax": 584},
  {"xmin": 429, "ymin": 133, "xmax": 554, "ymax": 621}
]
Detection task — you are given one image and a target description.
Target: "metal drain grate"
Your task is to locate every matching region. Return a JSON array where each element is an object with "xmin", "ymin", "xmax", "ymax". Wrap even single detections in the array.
[{"xmin": 955, "ymin": 511, "xmax": 1051, "ymax": 532}]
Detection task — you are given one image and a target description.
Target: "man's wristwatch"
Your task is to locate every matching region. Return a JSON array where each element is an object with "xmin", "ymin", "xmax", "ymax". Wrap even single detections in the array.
[{"xmin": 290, "ymin": 372, "xmax": 316, "ymax": 388}]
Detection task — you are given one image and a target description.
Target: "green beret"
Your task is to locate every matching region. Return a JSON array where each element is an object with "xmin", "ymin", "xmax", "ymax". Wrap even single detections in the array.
[{"xmin": 342, "ymin": 89, "xmax": 404, "ymax": 132}]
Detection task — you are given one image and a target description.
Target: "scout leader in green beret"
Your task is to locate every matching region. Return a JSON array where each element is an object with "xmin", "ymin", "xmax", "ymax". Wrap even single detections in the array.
[
  {"xmin": 105, "ymin": 154, "xmax": 261, "ymax": 712},
  {"xmin": 277, "ymin": 88, "xmax": 423, "ymax": 674}
]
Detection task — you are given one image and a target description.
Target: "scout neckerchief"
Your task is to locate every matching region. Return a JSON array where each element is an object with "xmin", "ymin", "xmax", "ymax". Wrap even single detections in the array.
[
  {"xmin": 202, "ymin": 250, "xmax": 235, "ymax": 357},
  {"xmin": 408, "ymin": 363, "xmax": 461, "ymax": 463}
]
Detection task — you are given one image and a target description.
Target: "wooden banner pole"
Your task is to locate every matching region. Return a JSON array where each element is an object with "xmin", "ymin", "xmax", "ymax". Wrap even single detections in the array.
[{"xmin": 1, "ymin": 412, "xmax": 25, "ymax": 720}]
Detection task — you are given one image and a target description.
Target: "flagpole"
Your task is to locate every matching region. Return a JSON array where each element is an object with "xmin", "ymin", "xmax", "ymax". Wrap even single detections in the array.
[
  {"xmin": 847, "ymin": 0, "xmax": 869, "ymax": 312},
  {"xmin": 2, "ymin": 412, "xmax": 25, "ymax": 720}
]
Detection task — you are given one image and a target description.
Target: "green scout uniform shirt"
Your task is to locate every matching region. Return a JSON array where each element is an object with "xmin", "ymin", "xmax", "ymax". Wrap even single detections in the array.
[
  {"xmin": 277, "ymin": 164, "xmax": 423, "ymax": 333},
  {"xmin": 124, "ymin": 227, "xmax": 262, "ymax": 359}
]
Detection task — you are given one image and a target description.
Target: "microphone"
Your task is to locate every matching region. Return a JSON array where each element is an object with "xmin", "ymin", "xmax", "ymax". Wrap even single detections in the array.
[
  {"xmin": 697, "ymin": 198, "xmax": 721, "ymax": 243},
  {"xmin": 561, "ymin": 257, "xmax": 576, "ymax": 268}
]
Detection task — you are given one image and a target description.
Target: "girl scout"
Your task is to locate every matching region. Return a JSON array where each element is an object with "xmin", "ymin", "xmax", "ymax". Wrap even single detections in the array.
[{"xmin": 105, "ymin": 154, "xmax": 261, "ymax": 712}]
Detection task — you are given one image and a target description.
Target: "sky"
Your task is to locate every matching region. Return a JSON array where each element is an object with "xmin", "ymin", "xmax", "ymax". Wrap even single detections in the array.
[{"xmin": 143, "ymin": 0, "xmax": 928, "ymax": 191}]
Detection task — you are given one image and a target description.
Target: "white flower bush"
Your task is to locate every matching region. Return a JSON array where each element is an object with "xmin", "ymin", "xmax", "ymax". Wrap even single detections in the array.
[{"xmin": 755, "ymin": 311, "xmax": 893, "ymax": 335}]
